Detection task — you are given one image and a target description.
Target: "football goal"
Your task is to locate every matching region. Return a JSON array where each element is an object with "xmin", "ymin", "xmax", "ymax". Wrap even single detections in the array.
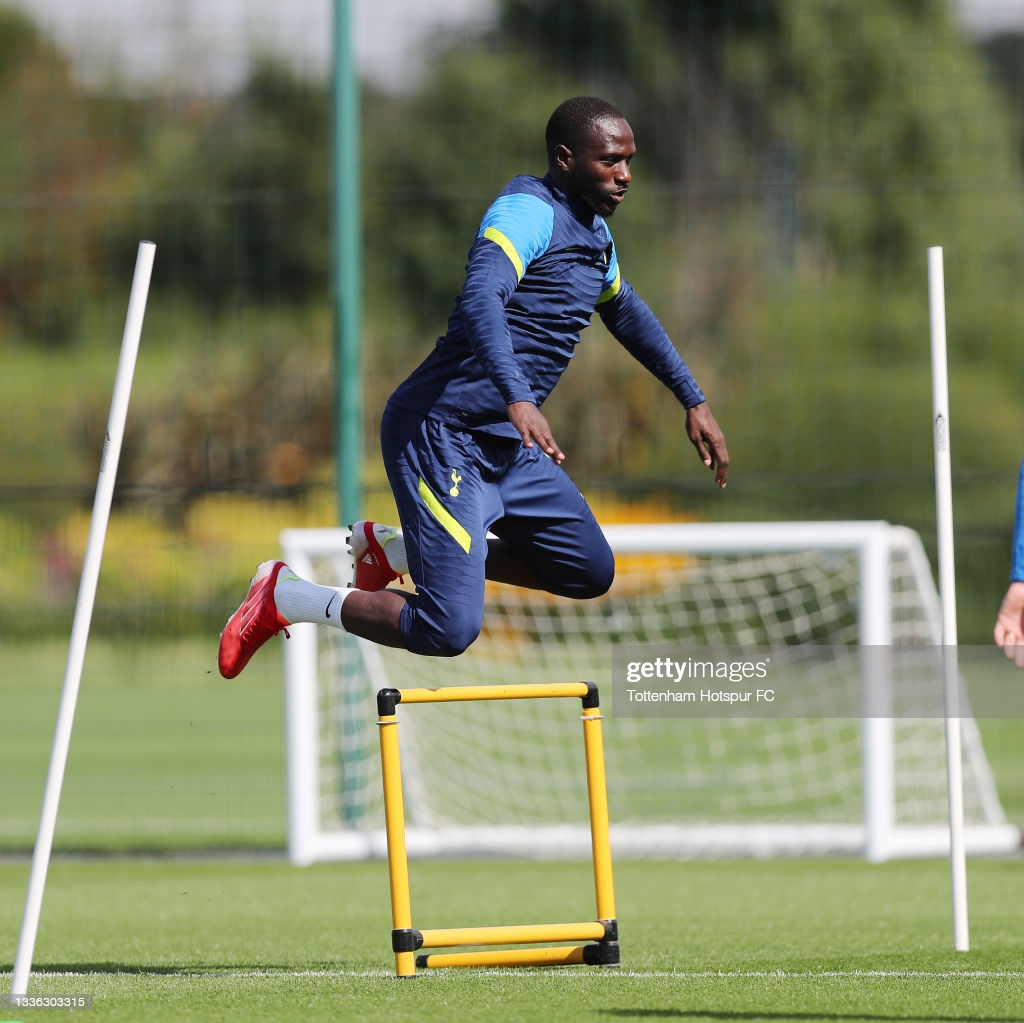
[{"xmin": 279, "ymin": 521, "xmax": 1020, "ymax": 866}]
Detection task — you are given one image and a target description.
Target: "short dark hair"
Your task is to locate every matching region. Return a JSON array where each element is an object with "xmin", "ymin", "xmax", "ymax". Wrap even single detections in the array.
[{"xmin": 545, "ymin": 96, "xmax": 626, "ymax": 162}]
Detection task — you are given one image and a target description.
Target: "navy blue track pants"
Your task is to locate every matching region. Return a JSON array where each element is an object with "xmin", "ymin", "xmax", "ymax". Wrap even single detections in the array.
[{"xmin": 380, "ymin": 402, "xmax": 614, "ymax": 657}]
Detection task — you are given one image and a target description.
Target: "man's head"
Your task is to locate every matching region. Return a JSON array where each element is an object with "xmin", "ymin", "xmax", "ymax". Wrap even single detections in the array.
[{"xmin": 545, "ymin": 96, "xmax": 635, "ymax": 218}]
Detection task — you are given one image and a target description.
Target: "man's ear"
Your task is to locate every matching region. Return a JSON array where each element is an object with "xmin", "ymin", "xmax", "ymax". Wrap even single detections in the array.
[{"xmin": 552, "ymin": 143, "xmax": 573, "ymax": 172}]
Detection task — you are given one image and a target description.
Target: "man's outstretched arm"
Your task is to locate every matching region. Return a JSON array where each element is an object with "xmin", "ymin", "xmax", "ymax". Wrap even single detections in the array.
[{"xmin": 600, "ymin": 280, "xmax": 728, "ymax": 487}]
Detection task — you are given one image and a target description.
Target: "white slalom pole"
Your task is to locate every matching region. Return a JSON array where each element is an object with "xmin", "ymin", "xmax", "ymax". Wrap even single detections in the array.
[
  {"xmin": 9, "ymin": 241, "xmax": 155, "ymax": 1002},
  {"xmin": 927, "ymin": 245, "xmax": 969, "ymax": 952}
]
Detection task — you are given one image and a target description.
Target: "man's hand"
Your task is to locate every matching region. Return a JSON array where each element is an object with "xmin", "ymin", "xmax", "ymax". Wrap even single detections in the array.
[
  {"xmin": 686, "ymin": 402, "xmax": 730, "ymax": 488},
  {"xmin": 508, "ymin": 401, "xmax": 565, "ymax": 464},
  {"xmin": 994, "ymin": 580, "xmax": 1024, "ymax": 667}
]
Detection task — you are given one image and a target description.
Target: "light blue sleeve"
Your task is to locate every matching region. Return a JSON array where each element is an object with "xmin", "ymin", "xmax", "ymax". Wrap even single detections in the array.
[
  {"xmin": 477, "ymin": 193, "xmax": 554, "ymax": 279},
  {"xmin": 1011, "ymin": 459, "xmax": 1024, "ymax": 581}
]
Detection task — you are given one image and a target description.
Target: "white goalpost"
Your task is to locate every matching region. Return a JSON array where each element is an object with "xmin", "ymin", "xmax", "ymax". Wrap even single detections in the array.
[{"xmin": 279, "ymin": 520, "xmax": 1020, "ymax": 868}]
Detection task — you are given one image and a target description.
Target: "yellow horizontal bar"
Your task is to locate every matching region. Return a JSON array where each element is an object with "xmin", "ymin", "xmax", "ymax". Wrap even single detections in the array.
[
  {"xmin": 419, "ymin": 921, "xmax": 608, "ymax": 949},
  {"xmin": 396, "ymin": 683, "xmax": 590, "ymax": 705},
  {"xmin": 419, "ymin": 946, "xmax": 587, "ymax": 969}
]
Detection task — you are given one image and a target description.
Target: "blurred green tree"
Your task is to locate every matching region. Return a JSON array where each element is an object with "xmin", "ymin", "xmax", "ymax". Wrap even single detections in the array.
[
  {"xmin": 0, "ymin": 8, "xmax": 144, "ymax": 345},
  {"xmin": 105, "ymin": 59, "xmax": 330, "ymax": 310},
  {"xmin": 495, "ymin": 0, "xmax": 1024, "ymax": 292}
]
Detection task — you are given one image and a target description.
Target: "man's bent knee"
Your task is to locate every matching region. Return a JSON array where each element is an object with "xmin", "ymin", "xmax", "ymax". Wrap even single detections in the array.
[
  {"xmin": 401, "ymin": 603, "xmax": 482, "ymax": 657},
  {"xmin": 545, "ymin": 550, "xmax": 615, "ymax": 600}
]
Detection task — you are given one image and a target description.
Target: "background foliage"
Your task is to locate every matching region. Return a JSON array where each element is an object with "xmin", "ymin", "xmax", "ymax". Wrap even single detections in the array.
[{"xmin": 3, "ymin": 0, "xmax": 1024, "ymax": 640}]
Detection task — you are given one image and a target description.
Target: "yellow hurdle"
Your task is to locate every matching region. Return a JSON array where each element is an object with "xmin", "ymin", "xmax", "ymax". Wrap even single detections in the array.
[{"xmin": 376, "ymin": 681, "xmax": 618, "ymax": 978}]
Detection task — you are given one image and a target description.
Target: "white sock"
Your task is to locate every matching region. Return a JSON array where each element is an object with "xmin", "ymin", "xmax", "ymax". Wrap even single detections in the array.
[{"xmin": 274, "ymin": 570, "xmax": 351, "ymax": 630}]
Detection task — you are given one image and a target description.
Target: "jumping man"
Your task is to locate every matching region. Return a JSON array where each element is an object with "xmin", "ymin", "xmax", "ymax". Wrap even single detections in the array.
[{"xmin": 218, "ymin": 95, "xmax": 729, "ymax": 677}]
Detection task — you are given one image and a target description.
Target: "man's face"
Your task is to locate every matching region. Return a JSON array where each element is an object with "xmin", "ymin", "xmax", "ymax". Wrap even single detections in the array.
[{"xmin": 557, "ymin": 116, "xmax": 636, "ymax": 218}]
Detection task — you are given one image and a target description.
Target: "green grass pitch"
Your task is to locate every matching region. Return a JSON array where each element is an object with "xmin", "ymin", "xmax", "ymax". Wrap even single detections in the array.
[
  {"xmin": 2, "ymin": 858, "xmax": 1024, "ymax": 1022},
  {"xmin": 2, "ymin": 638, "xmax": 1023, "ymax": 1020}
]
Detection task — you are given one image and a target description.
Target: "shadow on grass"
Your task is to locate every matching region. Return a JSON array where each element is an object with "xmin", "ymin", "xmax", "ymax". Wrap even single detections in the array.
[
  {"xmin": 4, "ymin": 963, "xmax": 343, "ymax": 977},
  {"xmin": 601, "ymin": 1011, "xmax": 1024, "ymax": 1022}
]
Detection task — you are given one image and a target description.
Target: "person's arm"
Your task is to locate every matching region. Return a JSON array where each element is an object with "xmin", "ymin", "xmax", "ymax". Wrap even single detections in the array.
[
  {"xmin": 459, "ymin": 241, "xmax": 537, "ymax": 407},
  {"xmin": 598, "ymin": 277, "xmax": 705, "ymax": 405},
  {"xmin": 599, "ymin": 278, "xmax": 729, "ymax": 487},
  {"xmin": 1010, "ymin": 458, "xmax": 1024, "ymax": 583},
  {"xmin": 458, "ymin": 192, "xmax": 555, "ymax": 406},
  {"xmin": 994, "ymin": 459, "xmax": 1024, "ymax": 665},
  {"xmin": 458, "ymin": 192, "xmax": 566, "ymax": 460}
]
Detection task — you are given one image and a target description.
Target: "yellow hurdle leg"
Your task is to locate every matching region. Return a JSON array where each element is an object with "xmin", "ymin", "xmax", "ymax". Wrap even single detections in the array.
[
  {"xmin": 582, "ymin": 696, "xmax": 617, "ymax": 925},
  {"xmin": 377, "ymin": 696, "xmax": 416, "ymax": 978}
]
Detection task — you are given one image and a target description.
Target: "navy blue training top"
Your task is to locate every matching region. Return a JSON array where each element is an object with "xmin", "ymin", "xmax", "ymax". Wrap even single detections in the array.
[{"xmin": 388, "ymin": 172, "xmax": 706, "ymax": 438}]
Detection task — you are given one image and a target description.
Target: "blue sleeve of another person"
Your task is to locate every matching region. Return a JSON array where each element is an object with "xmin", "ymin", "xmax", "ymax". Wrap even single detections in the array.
[{"xmin": 1012, "ymin": 459, "xmax": 1024, "ymax": 581}]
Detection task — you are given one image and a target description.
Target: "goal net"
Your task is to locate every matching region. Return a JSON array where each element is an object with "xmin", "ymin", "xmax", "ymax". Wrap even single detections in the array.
[{"xmin": 280, "ymin": 521, "xmax": 1019, "ymax": 865}]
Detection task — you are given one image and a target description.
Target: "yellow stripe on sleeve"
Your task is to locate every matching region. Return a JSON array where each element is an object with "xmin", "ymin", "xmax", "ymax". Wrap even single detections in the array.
[
  {"xmin": 597, "ymin": 267, "xmax": 621, "ymax": 305},
  {"xmin": 482, "ymin": 226, "xmax": 525, "ymax": 280},
  {"xmin": 418, "ymin": 478, "xmax": 472, "ymax": 554}
]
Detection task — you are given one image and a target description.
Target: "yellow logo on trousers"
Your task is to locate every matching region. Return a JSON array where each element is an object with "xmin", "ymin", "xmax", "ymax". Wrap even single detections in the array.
[{"xmin": 449, "ymin": 469, "xmax": 462, "ymax": 497}]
